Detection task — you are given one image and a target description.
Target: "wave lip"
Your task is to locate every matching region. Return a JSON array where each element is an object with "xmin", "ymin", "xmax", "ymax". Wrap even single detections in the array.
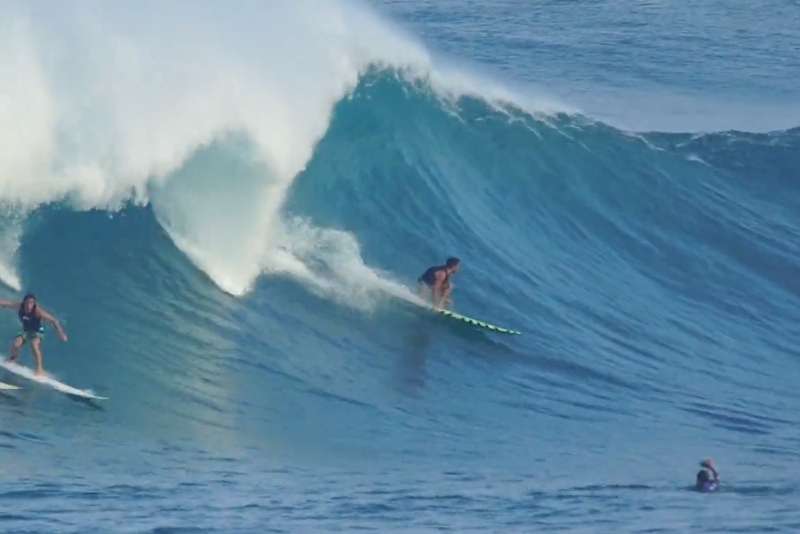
[{"xmin": 0, "ymin": 0, "xmax": 573, "ymax": 298}]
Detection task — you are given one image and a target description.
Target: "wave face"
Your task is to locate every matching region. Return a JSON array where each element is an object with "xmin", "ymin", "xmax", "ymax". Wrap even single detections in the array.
[{"xmin": 3, "ymin": 0, "xmax": 800, "ymax": 532}]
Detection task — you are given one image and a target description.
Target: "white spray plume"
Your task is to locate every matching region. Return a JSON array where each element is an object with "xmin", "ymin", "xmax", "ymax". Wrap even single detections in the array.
[{"xmin": 0, "ymin": 0, "xmax": 568, "ymax": 304}]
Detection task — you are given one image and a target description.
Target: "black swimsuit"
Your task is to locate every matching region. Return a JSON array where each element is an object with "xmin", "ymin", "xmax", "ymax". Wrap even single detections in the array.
[{"xmin": 18, "ymin": 304, "xmax": 43, "ymax": 334}]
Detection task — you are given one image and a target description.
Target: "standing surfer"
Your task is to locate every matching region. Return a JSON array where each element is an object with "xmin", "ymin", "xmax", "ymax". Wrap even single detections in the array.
[
  {"xmin": 0, "ymin": 293, "xmax": 68, "ymax": 376},
  {"xmin": 417, "ymin": 257, "xmax": 460, "ymax": 310}
]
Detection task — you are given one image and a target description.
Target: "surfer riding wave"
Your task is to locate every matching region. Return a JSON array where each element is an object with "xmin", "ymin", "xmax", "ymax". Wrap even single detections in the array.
[
  {"xmin": 417, "ymin": 257, "xmax": 460, "ymax": 310},
  {"xmin": 0, "ymin": 293, "xmax": 68, "ymax": 376}
]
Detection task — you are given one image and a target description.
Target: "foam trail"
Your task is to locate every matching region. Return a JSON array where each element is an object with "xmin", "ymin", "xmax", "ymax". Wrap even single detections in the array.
[
  {"xmin": 268, "ymin": 217, "xmax": 425, "ymax": 309},
  {"xmin": 0, "ymin": 0, "xmax": 570, "ymax": 304}
]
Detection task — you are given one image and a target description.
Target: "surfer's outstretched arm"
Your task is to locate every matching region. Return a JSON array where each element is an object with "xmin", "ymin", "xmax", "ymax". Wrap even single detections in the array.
[
  {"xmin": 36, "ymin": 307, "xmax": 68, "ymax": 341},
  {"xmin": 0, "ymin": 299, "xmax": 18, "ymax": 308}
]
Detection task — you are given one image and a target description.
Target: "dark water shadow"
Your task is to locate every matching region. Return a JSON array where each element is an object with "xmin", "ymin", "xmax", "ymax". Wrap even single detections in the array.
[
  {"xmin": 393, "ymin": 320, "xmax": 434, "ymax": 396},
  {"xmin": 682, "ymin": 483, "xmax": 797, "ymax": 497},
  {"xmin": 559, "ymin": 482, "xmax": 798, "ymax": 497},
  {"xmin": 63, "ymin": 394, "xmax": 106, "ymax": 411},
  {"xmin": 387, "ymin": 298, "xmax": 526, "ymax": 396},
  {"xmin": 0, "ymin": 390, "xmax": 22, "ymax": 407}
]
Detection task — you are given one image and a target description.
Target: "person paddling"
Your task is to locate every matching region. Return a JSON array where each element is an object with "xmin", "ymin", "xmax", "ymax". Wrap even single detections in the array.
[{"xmin": 695, "ymin": 459, "xmax": 720, "ymax": 492}]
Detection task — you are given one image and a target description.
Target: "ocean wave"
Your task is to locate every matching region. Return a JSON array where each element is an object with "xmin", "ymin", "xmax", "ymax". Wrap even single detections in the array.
[{"xmin": 0, "ymin": 0, "xmax": 574, "ymax": 298}]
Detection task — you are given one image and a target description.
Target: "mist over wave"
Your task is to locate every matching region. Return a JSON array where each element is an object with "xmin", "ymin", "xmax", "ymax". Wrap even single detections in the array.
[{"xmin": 0, "ymin": 0, "xmax": 573, "ymax": 305}]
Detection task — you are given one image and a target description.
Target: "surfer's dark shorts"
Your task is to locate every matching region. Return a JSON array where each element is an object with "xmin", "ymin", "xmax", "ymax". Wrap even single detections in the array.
[{"xmin": 16, "ymin": 330, "xmax": 43, "ymax": 344}]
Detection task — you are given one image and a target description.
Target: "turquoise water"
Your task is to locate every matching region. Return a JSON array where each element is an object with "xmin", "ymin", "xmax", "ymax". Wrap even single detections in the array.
[{"xmin": 2, "ymin": 0, "xmax": 799, "ymax": 532}]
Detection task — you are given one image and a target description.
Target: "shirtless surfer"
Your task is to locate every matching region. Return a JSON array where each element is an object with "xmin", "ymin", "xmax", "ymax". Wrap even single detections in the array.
[
  {"xmin": 417, "ymin": 257, "xmax": 460, "ymax": 310},
  {"xmin": 0, "ymin": 293, "xmax": 67, "ymax": 376}
]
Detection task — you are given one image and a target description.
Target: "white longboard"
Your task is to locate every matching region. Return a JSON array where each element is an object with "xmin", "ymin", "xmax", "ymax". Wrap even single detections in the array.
[{"xmin": 0, "ymin": 360, "xmax": 107, "ymax": 400}]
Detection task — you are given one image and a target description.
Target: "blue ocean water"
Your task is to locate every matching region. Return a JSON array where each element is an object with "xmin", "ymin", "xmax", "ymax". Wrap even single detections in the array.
[{"xmin": 2, "ymin": 0, "xmax": 800, "ymax": 532}]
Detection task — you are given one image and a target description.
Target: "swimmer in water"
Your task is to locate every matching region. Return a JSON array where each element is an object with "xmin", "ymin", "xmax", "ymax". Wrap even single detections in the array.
[{"xmin": 695, "ymin": 459, "xmax": 719, "ymax": 492}]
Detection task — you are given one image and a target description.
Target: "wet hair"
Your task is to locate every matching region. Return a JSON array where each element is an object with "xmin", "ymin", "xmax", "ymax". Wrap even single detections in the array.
[
  {"xmin": 445, "ymin": 257, "xmax": 460, "ymax": 268},
  {"xmin": 696, "ymin": 469, "xmax": 709, "ymax": 484}
]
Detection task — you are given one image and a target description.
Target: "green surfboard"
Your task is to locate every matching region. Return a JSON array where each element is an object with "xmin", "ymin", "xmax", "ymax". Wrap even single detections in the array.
[{"xmin": 433, "ymin": 308, "xmax": 521, "ymax": 335}]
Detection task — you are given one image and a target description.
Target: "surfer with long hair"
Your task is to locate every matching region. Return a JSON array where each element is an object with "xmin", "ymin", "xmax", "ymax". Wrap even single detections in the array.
[{"xmin": 0, "ymin": 293, "xmax": 68, "ymax": 376}]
